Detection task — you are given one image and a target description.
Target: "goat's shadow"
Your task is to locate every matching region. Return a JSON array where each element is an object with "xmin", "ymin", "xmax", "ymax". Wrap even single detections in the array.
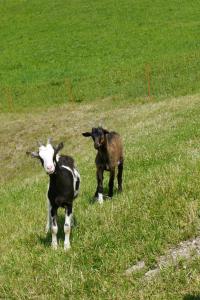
[
  {"xmin": 38, "ymin": 214, "xmax": 78, "ymax": 248},
  {"xmin": 183, "ymin": 296, "xmax": 200, "ymax": 300}
]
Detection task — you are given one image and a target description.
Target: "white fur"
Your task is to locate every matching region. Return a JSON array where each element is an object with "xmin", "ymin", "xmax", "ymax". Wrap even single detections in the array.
[
  {"xmin": 98, "ymin": 193, "xmax": 103, "ymax": 204},
  {"xmin": 61, "ymin": 165, "xmax": 80, "ymax": 197},
  {"xmin": 39, "ymin": 144, "xmax": 55, "ymax": 174},
  {"xmin": 64, "ymin": 213, "xmax": 72, "ymax": 251},
  {"xmin": 46, "ymin": 184, "xmax": 51, "ymax": 233},
  {"xmin": 51, "ymin": 219, "xmax": 58, "ymax": 249}
]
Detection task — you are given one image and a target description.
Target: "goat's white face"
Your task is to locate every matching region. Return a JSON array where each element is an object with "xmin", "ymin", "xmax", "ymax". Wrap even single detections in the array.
[{"xmin": 39, "ymin": 144, "xmax": 55, "ymax": 174}]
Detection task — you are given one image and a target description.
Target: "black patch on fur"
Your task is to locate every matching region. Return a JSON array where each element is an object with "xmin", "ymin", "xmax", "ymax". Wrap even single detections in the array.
[{"xmin": 48, "ymin": 155, "xmax": 79, "ymax": 213}]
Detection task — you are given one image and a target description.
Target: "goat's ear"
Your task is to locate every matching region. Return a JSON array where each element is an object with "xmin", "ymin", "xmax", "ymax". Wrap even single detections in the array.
[
  {"xmin": 103, "ymin": 128, "xmax": 109, "ymax": 135},
  {"xmin": 55, "ymin": 142, "xmax": 64, "ymax": 154},
  {"xmin": 82, "ymin": 132, "xmax": 92, "ymax": 137},
  {"xmin": 26, "ymin": 151, "xmax": 40, "ymax": 158}
]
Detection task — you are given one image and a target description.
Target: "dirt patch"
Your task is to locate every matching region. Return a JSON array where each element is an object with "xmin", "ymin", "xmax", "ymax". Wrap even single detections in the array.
[{"xmin": 125, "ymin": 236, "xmax": 200, "ymax": 278}]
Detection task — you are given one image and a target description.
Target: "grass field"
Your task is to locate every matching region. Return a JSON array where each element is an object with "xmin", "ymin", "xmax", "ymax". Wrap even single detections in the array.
[
  {"xmin": 1, "ymin": 0, "xmax": 200, "ymax": 298},
  {"xmin": 1, "ymin": 94, "xmax": 200, "ymax": 299},
  {"xmin": 0, "ymin": 0, "xmax": 200, "ymax": 111}
]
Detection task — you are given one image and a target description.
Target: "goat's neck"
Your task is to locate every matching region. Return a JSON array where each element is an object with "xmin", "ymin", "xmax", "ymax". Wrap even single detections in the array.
[
  {"xmin": 48, "ymin": 160, "xmax": 59, "ymax": 179},
  {"xmin": 99, "ymin": 135, "xmax": 109, "ymax": 153},
  {"xmin": 97, "ymin": 144, "xmax": 108, "ymax": 160}
]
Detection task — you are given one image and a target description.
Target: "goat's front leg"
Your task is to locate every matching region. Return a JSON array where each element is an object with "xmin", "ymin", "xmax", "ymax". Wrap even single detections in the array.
[
  {"xmin": 95, "ymin": 167, "xmax": 104, "ymax": 204},
  {"xmin": 45, "ymin": 198, "xmax": 51, "ymax": 233},
  {"xmin": 64, "ymin": 205, "xmax": 72, "ymax": 251},
  {"xmin": 108, "ymin": 168, "xmax": 115, "ymax": 198},
  {"xmin": 51, "ymin": 207, "xmax": 58, "ymax": 249}
]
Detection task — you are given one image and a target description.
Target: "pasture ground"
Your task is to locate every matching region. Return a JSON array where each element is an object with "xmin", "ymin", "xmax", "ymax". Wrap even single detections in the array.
[
  {"xmin": 1, "ymin": 94, "xmax": 200, "ymax": 299},
  {"xmin": 1, "ymin": 0, "xmax": 200, "ymax": 298}
]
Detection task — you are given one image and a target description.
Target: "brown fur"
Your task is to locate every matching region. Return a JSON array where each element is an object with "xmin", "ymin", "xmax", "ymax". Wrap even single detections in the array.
[
  {"xmin": 95, "ymin": 132, "xmax": 123, "ymax": 170},
  {"xmin": 82, "ymin": 128, "xmax": 124, "ymax": 199}
]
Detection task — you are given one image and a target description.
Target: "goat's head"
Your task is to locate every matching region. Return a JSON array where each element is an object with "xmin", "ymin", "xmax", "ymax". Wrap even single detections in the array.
[
  {"xmin": 26, "ymin": 139, "xmax": 64, "ymax": 174},
  {"xmin": 82, "ymin": 127, "xmax": 109, "ymax": 150}
]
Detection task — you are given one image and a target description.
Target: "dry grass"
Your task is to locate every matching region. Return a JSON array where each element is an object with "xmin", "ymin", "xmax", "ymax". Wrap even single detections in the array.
[{"xmin": 1, "ymin": 94, "xmax": 199, "ymax": 184}]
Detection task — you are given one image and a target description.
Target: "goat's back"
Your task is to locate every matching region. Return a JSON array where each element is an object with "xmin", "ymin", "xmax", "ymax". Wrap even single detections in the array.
[
  {"xmin": 48, "ymin": 155, "xmax": 79, "ymax": 206},
  {"xmin": 58, "ymin": 155, "xmax": 74, "ymax": 170}
]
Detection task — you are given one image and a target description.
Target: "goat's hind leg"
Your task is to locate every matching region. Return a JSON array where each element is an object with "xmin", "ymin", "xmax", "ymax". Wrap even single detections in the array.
[
  {"xmin": 117, "ymin": 161, "xmax": 123, "ymax": 193},
  {"xmin": 64, "ymin": 205, "xmax": 72, "ymax": 251}
]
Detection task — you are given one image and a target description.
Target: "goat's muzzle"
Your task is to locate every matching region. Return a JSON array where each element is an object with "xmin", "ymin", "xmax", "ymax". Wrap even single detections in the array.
[
  {"xmin": 94, "ymin": 143, "xmax": 101, "ymax": 150},
  {"xmin": 46, "ymin": 165, "xmax": 55, "ymax": 175}
]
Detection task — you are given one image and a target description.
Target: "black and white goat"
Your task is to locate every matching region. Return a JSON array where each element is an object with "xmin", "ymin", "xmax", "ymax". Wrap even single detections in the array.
[
  {"xmin": 27, "ymin": 139, "xmax": 80, "ymax": 250},
  {"xmin": 82, "ymin": 127, "xmax": 123, "ymax": 203}
]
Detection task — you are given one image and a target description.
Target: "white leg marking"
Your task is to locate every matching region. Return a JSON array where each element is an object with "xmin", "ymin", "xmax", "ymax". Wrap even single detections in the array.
[
  {"xmin": 51, "ymin": 217, "xmax": 58, "ymax": 249},
  {"xmin": 64, "ymin": 213, "xmax": 72, "ymax": 251},
  {"xmin": 98, "ymin": 193, "xmax": 103, "ymax": 204},
  {"xmin": 46, "ymin": 198, "xmax": 51, "ymax": 233}
]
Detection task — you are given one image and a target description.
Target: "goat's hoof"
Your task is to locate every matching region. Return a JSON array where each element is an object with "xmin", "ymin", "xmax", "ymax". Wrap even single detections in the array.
[
  {"xmin": 64, "ymin": 243, "xmax": 71, "ymax": 251},
  {"xmin": 98, "ymin": 199, "xmax": 104, "ymax": 204},
  {"xmin": 97, "ymin": 193, "xmax": 104, "ymax": 204},
  {"xmin": 93, "ymin": 194, "xmax": 104, "ymax": 204},
  {"xmin": 51, "ymin": 243, "xmax": 58, "ymax": 250}
]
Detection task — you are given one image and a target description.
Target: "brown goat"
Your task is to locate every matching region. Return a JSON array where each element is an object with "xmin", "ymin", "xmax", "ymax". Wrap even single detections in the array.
[{"xmin": 82, "ymin": 127, "xmax": 124, "ymax": 203}]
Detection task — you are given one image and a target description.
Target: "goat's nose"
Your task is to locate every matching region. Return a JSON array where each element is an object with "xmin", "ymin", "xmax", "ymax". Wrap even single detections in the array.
[
  {"xmin": 94, "ymin": 143, "xmax": 100, "ymax": 149},
  {"xmin": 47, "ymin": 165, "xmax": 54, "ymax": 171}
]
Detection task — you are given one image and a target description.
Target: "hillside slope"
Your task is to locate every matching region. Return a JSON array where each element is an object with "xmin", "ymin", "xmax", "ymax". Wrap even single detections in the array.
[{"xmin": 0, "ymin": 95, "xmax": 200, "ymax": 299}]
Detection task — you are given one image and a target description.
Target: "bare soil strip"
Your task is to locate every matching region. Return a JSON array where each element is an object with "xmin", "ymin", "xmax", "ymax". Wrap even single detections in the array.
[{"xmin": 125, "ymin": 237, "xmax": 200, "ymax": 278}]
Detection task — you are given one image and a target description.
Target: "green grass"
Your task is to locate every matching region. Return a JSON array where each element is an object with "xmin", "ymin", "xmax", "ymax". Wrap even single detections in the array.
[
  {"xmin": 0, "ymin": 0, "xmax": 200, "ymax": 111},
  {"xmin": 1, "ymin": 94, "xmax": 200, "ymax": 299},
  {"xmin": 1, "ymin": 1, "xmax": 200, "ymax": 298}
]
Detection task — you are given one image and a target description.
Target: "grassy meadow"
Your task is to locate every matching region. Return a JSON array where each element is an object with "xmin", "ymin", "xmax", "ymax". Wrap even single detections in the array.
[
  {"xmin": 0, "ymin": 0, "xmax": 200, "ymax": 111},
  {"xmin": 1, "ymin": 95, "xmax": 200, "ymax": 299},
  {"xmin": 1, "ymin": 0, "xmax": 200, "ymax": 299}
]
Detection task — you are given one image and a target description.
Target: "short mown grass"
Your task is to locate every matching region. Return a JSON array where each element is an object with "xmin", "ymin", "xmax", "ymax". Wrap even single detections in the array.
[
  {"xmin": 0, "ymin": 94, "xmax": 200, "ymax": 299},
  {"xmin": 0, "ymin": 0, "xmax": 200, "ymax": 111}
]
